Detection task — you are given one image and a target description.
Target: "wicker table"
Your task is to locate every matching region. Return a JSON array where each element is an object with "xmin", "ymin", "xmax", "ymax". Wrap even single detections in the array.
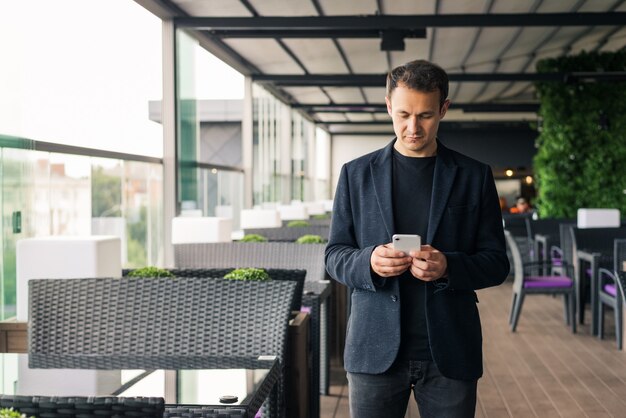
[{"xmin": 7, "ymin": 354, "xmax": 279, "ymax": 418}]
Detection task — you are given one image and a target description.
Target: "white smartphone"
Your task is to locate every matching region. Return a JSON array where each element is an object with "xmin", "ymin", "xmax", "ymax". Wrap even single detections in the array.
[{"xmin": 392, "ymin": 234, "xmax": 421, "ymax": 254}]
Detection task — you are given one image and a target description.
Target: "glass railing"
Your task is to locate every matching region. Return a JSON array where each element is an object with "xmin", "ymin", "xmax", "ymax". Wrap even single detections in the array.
[{"xmin": 0, "ymin": 135, "xmax": 164, "ymax": 320}]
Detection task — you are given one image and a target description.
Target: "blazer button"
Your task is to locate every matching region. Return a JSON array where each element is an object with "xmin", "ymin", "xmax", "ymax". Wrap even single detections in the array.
[{"xmin": 391, "ymin": 295, "xmax": 398, "ymax": 302}]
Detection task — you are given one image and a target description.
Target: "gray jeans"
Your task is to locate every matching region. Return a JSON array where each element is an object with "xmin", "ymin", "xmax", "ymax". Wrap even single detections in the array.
[{"xmin": 347, "ymin": 360, "xmax": 477, "ymax": 418}]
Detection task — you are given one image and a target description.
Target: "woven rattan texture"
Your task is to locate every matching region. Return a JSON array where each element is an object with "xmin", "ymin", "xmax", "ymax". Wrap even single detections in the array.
[
  {"xmin": 242, "ymin": 226, "xmax": 329, "ymax": 242},
  {"xmin": 122, "ymin": 269, "xmax": 305, "ymax": 312},
  {"xmin": 174, "ymin": 242, "xmax": 327, "ymax": 282},
  {"xmin": 29, "ymin": 278, "xmax": 296, "ymax": 362},
  {"xmin": 0, "ymin": 395, "xmax": 164, "ymax": 417},
  {"xmin": 306, "ymin": 218, "xmax": 331, "ymax": 227},
  {"xmin": 164, "ymin": 407, "xmax": 245, "ymax": 417},
  {"xmin": 28, "ymin": 354, "xmax": 275, "ymax": 370}
]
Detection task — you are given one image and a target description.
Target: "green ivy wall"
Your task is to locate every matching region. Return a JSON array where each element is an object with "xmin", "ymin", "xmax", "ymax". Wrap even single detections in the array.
[{"xmin": 533, "ymin": 51, "xmax": 626, "ymax": 218}]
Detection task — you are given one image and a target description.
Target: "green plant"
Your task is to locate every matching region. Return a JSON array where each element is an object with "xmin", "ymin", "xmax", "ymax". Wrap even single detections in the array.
[
  {"xmin": 287, "ymin": 220, "xmax": 310, "ymax": 227},
  {"xmin": 312, "ymin": 213, "xmax": 330, "ymax": 220},
  {"xmin": 0, "ymin": 408, "xmax": 32, "ymax": 418},
  {"xmin": 533, "ymin": 50, "xmax": 626, "ymax": 217},
  {"xmin": 127, "ymin": 266, "xmax": 175, "ymax": 278},
  {"xmin": 240, "ymin": 234, "xmax": 268, "ymax": 242},
  {"xmin": 224, "ymin": 268, "xmax": 271, "ymax": 281},
  {"xmin": 296, "ymin": 234, "xmax": 325, "ymax": 244}
]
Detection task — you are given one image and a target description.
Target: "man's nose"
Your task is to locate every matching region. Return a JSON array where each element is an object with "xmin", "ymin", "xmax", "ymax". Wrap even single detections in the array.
[{"xmin": 407, "ymin": 116, "xmax": 419, "ymax": 133}]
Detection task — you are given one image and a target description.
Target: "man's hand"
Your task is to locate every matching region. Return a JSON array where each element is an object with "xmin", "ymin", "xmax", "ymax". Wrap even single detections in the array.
[
  {"xmin": 409, "ymin": 245, "xmax": 448, "ymax": 282},
  {"xmin": 370, "ymin": 244, "xmax": 412, "ymax": 277}
]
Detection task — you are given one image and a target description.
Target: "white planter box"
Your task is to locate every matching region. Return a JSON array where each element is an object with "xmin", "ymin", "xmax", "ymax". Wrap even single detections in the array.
[
  {"xmin": 16, "ymin": 236, "xmax": 121, "ymax": 321},
  {"xmin": 577, "ymin": 208, "xmax": 620, "ymax": 228},
  {"xmin": 172, "ymin": 217, "xmax": 232, "ymax": 244},
  {"xmin": 278, "ymin": 205, "xmax": 309, "ymax": 221},
  {"xmin": 240, "ymin": 209, "xmax": 281, "ymax": 229},
  {"xmin": 304, "ymin": 202, "xmax": 325, "ymax": 216},
  {"xmin": 16, "ymin": 236, "xmax": 122, "ymax": 396}
]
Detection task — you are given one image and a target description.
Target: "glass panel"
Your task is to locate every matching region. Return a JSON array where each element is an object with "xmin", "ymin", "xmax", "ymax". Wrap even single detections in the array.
[
  {"xmin": 46, "ymin": 153, "xmax": 91, "ymax": 236},
  {"xmin": 196, "ymin": 168, "xmax": 243, "ymax": 232},
  {"xmin": 124, "ymin": 161, "xmax": 164, "ymax": 268},
  {"xmin": 175, "ymin": 29, "xmax": 245, "ymax": 215},
  {"xmin": 315, "ymin": 128, "xmax": 331, "ymax": 200},
  {"xmin": 252, "ymin": 84, "xmax": 287, "ymax": 205},
  {"xmin": 0, "ymin": 147, "xmax": 34, "ymax": 320},
  {"xmin": 176, "ymin": 30, "xmax": 199, "ymax": 209}
]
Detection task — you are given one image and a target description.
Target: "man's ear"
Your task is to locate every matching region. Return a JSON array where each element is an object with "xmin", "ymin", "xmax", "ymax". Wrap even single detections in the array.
[
  {"xmin": 440, "ymin": 99, "xmax": 451, "ymax": 118},
  {"xmin": 385, "ymin": 96, "xmax": 392, "ymax": 117}
]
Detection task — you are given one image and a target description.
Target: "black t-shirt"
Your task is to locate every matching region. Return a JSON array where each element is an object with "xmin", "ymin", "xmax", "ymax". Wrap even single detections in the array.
[{"xmin": 392, "ymin": 148, "xmax": 436, "ymax": 360}]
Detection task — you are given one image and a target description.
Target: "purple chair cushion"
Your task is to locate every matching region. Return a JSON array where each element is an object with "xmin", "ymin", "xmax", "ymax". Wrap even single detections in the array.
[
  {"xmin": 603, "ymin": 283, "xmax": 617, "ymax": 297},
  {"xmin": 524, "ymin": 275, "xmax": 573, "ymax": 288},
  {"xmin": 551, "ymin": 259, "xmax": 563, "ymax": 266}
]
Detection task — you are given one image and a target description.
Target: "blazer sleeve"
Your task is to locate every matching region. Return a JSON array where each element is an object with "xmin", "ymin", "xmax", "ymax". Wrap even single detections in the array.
[
  {"xmin": 442, "ymin": 166, "xmax": 510, "ymax": 291},
  {"xmin": 325, "ymin": 164, "xmax": 382, "ymax": 292}
]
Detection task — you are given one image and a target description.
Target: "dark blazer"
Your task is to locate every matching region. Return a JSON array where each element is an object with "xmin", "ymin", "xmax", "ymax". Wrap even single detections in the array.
[{"xmin": 325, "ymin": 139, "xmax": 509, "ymax": 381}]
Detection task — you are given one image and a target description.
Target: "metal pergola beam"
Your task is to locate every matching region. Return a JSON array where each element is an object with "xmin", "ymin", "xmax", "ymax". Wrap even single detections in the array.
[
  {"xmin": 175, "ymin": 13, "xmax": 626, "ymax": 30},
  {"xmin": 195, "ymin": 29, "xmax": 427, "ymax": 38},
  {"xmin": 327, "ymin": 121, "xmax": 536, "ymax": 133},
  {"xmin": 297, "ymin": 103, "xmax": 540, "ymax": 113},
  {"xmin": 252, "ymin": 72, "xmax": 626, "ymax": 86}
]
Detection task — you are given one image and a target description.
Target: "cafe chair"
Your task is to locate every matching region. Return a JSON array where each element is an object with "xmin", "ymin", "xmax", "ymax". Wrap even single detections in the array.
[
  {"xmin": 596, "ymin": 268, "xmax": 623, "ymax": 349},
  {"xmin": 0, "ymin": 395, "xmax": 165, "ymax": 417},
  {"xmin": 123, "ymin": 267, "xmax": 306, "ymax": 312},
  {"xmin": 164, "ymin": 406, "xmax": 246, "ymax": 417},
  {"xmin": 29, "ymin": 278, "xmax": 297, "ymax": 418},
  {"xmin": 505, "ymin": 230, "xmax": 576, "ymax": 333}
]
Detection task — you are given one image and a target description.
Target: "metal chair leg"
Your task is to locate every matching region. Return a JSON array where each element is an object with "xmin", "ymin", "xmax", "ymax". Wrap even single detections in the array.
[{"xmin": 511, "ymin": 293, "xmax": 525, "ymax": 332}]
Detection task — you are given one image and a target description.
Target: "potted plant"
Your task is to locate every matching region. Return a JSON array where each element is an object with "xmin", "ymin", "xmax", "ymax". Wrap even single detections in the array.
[
  {"xmin": 0, "ymin": 408, "xmax": 33, "ymax": 418},
  {"xmin": 224, "ymin": 268, "xmax": 271, "ymax": 281},
  {"xmin": 126, "ymin": 266, "xmax": 175, "ymax": 278},
  {"xmin": 240, "ymin": 234, "xmax": 268, "ymax": 242},
  {"xmin": 287, "ymin": 220, "xmax": 310, "ymax": 228},
  {"xmin": 296, "ymin": 234, "xmax": 325, "ymax": 244}
]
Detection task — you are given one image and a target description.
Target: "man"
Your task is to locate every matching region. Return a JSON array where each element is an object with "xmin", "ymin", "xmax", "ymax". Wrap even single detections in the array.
[{"xmin": 325, "ymin": 60, "xmax": 510, "ymax": 418}]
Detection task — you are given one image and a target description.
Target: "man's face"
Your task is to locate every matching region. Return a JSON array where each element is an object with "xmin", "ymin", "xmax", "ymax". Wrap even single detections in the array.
[{"xmin": 385, "ymin": 83, "xmax": 449, "ymax": 157}]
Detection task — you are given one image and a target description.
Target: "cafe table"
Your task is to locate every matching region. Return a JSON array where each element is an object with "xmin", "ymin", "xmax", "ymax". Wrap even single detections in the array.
[
  {"xmin": 576, "ymin": 248, "xmax": 613, "ymax": 335},
  {"xmin": 3, "ymin": 353, "xmax": 279, "ymax": 418}
]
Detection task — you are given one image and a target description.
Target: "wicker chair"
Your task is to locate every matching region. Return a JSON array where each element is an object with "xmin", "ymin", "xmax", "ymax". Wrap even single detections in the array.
[
  {"xmin": 0, "ymin": 395, "xmax": 165, "ymax": 417},
  {"xmin": 123, "ymin": 268, "xmax": 305, "ymax": 312},
  {"xmin": 174, "ymin": 242, "xmax": 327, "ymax": 282},
  {"xmin": 506, "ymin": 230, "xmax": 576, "ymax": 333},
  {"xmin": 164, "ymin": 407, "xmax": 246, "ymax": 417},
  {"xmin": 173, "ymin": 242, "xmax": 329, "ymax": 418},
  {"xmin": 29, "ymin": 278, "xmax": 297, "ymax": 418},
  {"xmin": 243, "ymin": 226, "xmax": 330, "ymax": 242}
]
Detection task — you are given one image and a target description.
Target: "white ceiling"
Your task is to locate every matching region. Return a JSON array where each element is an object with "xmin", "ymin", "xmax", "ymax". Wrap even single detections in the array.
[{"xmin": 137, "ymin": 0, "xmax": 626, "ymax": 131}]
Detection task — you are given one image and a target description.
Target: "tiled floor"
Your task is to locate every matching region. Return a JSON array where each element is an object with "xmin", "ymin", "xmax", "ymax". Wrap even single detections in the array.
[{"xmin": 320, "ymin": 280, "xmax": 626, "ymax": 417}]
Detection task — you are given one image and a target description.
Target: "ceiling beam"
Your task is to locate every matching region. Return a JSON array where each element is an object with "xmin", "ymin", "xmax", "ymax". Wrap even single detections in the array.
[
  {"xmin": 252, "ymin": 72, "xmax": 626, "ymax": 86},
  {"xmin": 326, "ymin": 121, "xmax": 535, "ymax": 133},
  {"xmin": 196, "ymin": 29, "xmax": 427, "ymax": 38},
  {"xmin": 296, "ymin": 103, "xmax": 540, "ymax": 113},
  {"xmin": 175, "ymin": 13, "xmax": 626, "ymax": 31}
]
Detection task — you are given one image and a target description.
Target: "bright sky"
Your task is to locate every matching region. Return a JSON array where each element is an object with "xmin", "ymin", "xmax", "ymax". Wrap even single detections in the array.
[{"xmin": 0, "ymin": 0, "xmax": 244, "ymax": 158}]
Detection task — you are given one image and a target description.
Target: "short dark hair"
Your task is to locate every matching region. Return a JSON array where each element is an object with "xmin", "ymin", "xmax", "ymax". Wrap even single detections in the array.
[{"xmin": 386, "ymin": 60, "xmax": 449, "ymax": 108}]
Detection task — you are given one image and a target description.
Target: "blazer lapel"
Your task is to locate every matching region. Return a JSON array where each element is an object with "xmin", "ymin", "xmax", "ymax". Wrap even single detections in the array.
[
  {"xmin": 426, "ymin": 141, "xmax": 458, "ymax": 244},
  {"xmin": 370, "ymin": 140, "xmax": 396, "ymax": 239}
]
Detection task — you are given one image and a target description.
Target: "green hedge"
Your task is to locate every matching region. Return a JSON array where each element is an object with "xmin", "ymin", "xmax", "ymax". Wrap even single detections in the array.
[{"xmin": 533, "ymin": 51, "xmax": 626, "ymax": 218}]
